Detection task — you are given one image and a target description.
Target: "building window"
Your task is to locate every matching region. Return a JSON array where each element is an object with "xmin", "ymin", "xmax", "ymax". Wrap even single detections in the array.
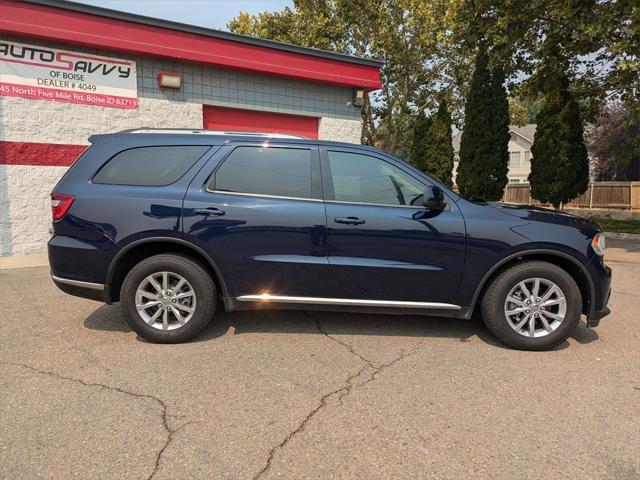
[
  {"xmin": 509, "ymin": 151, "xmax": 521, "ymax": 167},
  {"xmin": 523, "ymin": 151, "xmax": 531, "ymax": 162},
  {"xmin": 509, "ymin": 179, "xmax": 521, "ymax": 184}
]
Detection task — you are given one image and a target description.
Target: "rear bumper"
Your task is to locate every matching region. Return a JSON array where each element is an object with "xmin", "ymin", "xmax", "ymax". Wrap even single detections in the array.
[{"xmin": 51, "ymin": 274, "xmax": 107, "ymax": 302}]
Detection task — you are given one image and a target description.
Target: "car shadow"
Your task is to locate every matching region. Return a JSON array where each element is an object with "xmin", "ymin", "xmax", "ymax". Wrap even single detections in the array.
[{"xmin": 83, "ymin": 304, "xmax": 598, "ymax": 350}]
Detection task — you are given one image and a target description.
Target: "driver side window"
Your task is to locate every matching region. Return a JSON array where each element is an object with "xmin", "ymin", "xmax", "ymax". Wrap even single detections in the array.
[{"xmin": 327, "ymin": 151, "xmax": 424, "ymax": 206}]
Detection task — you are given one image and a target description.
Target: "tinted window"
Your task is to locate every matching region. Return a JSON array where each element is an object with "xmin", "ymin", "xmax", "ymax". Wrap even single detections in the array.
[
  {"xmin": 213, "ymin": 147, "xmax": 312, "ymax": 199},
  {"xmin": 328, "ymin": 151, "xmax": 424, "ymax": 206},
  {"xmin": 93, "ymin": 146, "xmax": 209, "ymax": 186}
]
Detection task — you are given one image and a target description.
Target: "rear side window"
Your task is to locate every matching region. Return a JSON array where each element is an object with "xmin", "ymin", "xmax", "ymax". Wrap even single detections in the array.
[
  {"xmin": 212, "ymin": 146, "xmax": 312, "ymax": 199},
  {"xmin": 93, "ymin": 146, "xmax": 209, "ymax": 186}
]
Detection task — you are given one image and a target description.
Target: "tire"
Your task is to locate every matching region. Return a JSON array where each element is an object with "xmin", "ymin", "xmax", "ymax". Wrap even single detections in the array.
[
  {"xmin": 480, "ymin": 261, "xmax": 582, "ymax": 351},
  {"xmin": 121, "ymin": 254, "xmax": 216, "ymax": 343}
]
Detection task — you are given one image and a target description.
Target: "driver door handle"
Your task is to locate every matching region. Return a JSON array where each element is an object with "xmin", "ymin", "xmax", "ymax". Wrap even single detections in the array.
[
  {"xmin": 334, "ymin": 216, "xmax": 365, "ymax": 225},
  {"xmin": 194, "ymin": 207, "xmax": 225, "ymax": 216}
]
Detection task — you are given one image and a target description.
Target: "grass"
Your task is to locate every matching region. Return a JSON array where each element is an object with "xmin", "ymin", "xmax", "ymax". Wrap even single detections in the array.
[{"xmin": 594, "ymin": 218, "xmax": 640, "ymax": 235}]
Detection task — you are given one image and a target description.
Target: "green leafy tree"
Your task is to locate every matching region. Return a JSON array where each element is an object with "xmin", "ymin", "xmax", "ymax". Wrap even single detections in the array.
[
  {"xmin": 529, "ymin": 69, "xmax": 590, "ymax": 209},
  {"xmin": 424, "ymin": 100, "xmax": 454, "ymax": 186},
  {"xmin": 409, "ymin": 110, "xmax": 432, "ymax": 171},
  {"xmin": 456, "ymin": 0, "xmax": 640, "ymax": 120},
  {"xmin": 228, "ymin": 0, "xmax": 468, "ymax": 155},
  {"xmin": 456, "ymin": 47, "xmax": 508, "ymax": 200}
]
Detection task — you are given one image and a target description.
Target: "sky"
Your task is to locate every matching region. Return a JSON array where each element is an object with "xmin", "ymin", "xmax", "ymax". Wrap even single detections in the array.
[{"xmin": 70, "ymin": 0, "xmax": 293, "ymax": 30}]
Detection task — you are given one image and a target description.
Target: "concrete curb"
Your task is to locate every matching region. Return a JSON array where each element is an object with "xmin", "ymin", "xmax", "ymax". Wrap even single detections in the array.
[{"xmin": 0, "ymin": 253, "xmax": 49, "ymax": 270}]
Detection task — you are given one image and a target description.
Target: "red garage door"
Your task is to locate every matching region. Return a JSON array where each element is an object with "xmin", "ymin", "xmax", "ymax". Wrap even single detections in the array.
[{"xmin": 203, "ymin": 106, "xmax": 318, "ymax": 138}]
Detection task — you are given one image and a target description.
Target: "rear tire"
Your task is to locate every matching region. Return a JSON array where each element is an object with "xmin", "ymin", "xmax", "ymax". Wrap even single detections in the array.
[
  {"xmin": 481, "ymin": 261, "xmax": 582, "ymax": 351},
  {"xmin": 121, "ymin": 254, "xmax": 216, "ymax": 343}
]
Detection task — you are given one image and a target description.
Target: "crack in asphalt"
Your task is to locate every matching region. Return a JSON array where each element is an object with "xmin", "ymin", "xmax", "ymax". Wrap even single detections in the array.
[
  {"xmin": 253, "ymin": 365, "xmax": 369, "ymax": 480},
  {"xmin": 1, "ymin": 362, "xmax": 175, "ymax": 480},
  {"xmin": 253, "ymin": 314, "xmax": 422, "ymax": 480},
  {"xmin": 310, "ymin": 313, "xmax": 375, "ymax": 368}
]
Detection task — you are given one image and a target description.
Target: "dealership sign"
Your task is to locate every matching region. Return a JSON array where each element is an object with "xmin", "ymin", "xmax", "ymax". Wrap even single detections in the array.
[{"xmin": 0, "ymin": 40, "xmax": 138, "ymax": 109}]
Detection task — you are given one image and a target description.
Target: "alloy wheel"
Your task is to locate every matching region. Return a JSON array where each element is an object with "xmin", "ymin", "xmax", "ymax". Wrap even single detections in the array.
[
  {"xmin": 135, "ymin": 271, "xmax": 196, "ymax": 330},
  {"xmin": 504, "ymin": 277, "xmax": 567, "ymax": 338}
]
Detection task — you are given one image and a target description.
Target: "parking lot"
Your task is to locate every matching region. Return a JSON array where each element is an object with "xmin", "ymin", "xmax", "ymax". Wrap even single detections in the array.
[{"xmin": 1, "ymin": 239, "xmax": 639, "ymax": 480}]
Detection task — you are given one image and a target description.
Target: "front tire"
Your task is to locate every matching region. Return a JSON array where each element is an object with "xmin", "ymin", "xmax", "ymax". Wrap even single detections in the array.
[
  {"xmin": 121, "ymin": 254, "xmax": 216, "ymax": 343},
  {"xmin": 481, "ymin": 261, "xmax": 582, "ymax": 351}
]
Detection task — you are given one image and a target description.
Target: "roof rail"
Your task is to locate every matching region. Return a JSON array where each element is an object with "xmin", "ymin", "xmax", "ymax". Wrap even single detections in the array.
[{"xmin": 123, "ymin": 129, "xmax": 308, "ymax": 139}]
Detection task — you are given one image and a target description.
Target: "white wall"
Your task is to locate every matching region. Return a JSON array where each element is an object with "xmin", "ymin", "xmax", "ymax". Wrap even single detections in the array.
[
  {"xmin": 0, "ymin": 97, "xmax": 203, "ymax": 256},
  {"xmin": 318, "ymin": 117, "xmax": 362, "ymax": 144},
  {"xmin": 1, "ymin": 96, "xmax": 203, "ymax": 144}
]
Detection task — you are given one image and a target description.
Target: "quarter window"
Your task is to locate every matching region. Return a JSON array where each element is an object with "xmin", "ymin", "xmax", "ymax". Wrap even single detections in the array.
[
  {"xmin": 213, "ymin": 146, "xmax": 312, "ymax": 199},
  {"xmin": 93, "ymin": 146, "xmax": 209, "ymax": 186},
  {"xmin": 327, "ymin": 151, "xmax": 424, "ymax": 206}
]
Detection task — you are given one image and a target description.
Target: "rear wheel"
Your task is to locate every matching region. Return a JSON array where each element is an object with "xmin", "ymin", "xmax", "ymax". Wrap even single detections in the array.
[
  {"xmin": 121, "ymin": 254, "xmax": 216, "ymax": 343},
  {"xmin": 481, "ymin": 261, "xmax": 582, "ymax": 350}
]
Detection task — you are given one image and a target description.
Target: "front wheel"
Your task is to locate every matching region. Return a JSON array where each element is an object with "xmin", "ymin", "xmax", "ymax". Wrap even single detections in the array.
[
  {"xmin": 481, "ymin": 261, "xmax": 582, "ymax": 351},
  {"xmin": 121, "ymin": 254, "xmax": 216, "ymax": 343}
]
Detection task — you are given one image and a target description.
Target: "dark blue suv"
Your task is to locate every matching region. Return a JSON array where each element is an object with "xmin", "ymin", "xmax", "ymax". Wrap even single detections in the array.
[{"xmin": 49, "ymin": 130, "xmax": 611, "ymax": 350}]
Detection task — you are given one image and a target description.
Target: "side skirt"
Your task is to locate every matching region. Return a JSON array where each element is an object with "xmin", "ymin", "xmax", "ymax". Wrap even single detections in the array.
[{"xmin": 223, "ymin": 294, "xmax": 468, "ymax": 318}]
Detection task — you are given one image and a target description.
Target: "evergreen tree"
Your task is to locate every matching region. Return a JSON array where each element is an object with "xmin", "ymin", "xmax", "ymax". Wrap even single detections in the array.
[
  {"xmin": 424, "ymin": 100, "xmax": 455, "ymax": 187},
  {"xmin": 457, "ymin": 46, "xmax": 510, "ymax": 200},
  {"xmin": 490, "ymin": 67, "xmax": 510, "ymax": 194},
  {"xmin": 409, "ymin": 110, "xmax": 432, "ymax": 171},
  {"xmin": 529, "ymin": 70, "xmax": 590, "ymax": 209}
]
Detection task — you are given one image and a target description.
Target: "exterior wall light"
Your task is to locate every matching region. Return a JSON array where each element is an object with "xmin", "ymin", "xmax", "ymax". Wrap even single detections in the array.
[{"xmin": 158, "ymin": 72, "xmax": 181, "ymax": 89}]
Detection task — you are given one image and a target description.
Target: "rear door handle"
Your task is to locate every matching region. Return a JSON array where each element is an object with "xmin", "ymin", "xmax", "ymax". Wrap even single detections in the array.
[
  {"xmin": 334, "ymin": 216, "xmax": 365, "ymax": 225},
  {"xmin": 193, "ymin": 207, "xmax": 225, "ymax": 216}
]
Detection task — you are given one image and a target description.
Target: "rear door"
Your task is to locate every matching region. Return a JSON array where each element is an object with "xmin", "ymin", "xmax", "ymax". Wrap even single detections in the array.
[
  {"xmin": 321, "ymin": 147, "xmax": 466, "ymax": 304},
  {"xmin": 182, "ymin": 142, "xmax": 328, "ymax": 298}
]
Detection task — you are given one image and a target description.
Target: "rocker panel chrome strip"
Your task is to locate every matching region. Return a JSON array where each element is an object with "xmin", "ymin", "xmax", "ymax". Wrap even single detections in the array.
[
  {"xmin": 52, "ymin": 275, "xmax": 104, "ymax": 291},
  {"xmin": 236, "ymin": 294, "xmax": 461, "ymax": 310}
]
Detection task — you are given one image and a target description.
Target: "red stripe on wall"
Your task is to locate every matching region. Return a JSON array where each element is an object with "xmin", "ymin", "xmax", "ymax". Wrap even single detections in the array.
[
  {"xmin": 203, "ymin": 106, "xmax": 319, "ymax": 139},
  {"xmin": 0, "ymin": 141, "xmax": 87, "ymax": 166}
]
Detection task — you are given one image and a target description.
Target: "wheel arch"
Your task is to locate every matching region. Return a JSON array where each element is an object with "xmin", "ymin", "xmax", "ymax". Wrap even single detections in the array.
[
  {"xmin": 106, "ymin": 237, "xmax": 229, "ymax": 303},
  {"xmin": 470, "ymin": 249, "xmax": 595, "ymax": 317}
]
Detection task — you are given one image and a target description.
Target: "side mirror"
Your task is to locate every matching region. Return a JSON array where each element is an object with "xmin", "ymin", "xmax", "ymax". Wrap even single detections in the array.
[{"xmin": 423, "ymin": 186, "xmax": 446, "ymax": 210}]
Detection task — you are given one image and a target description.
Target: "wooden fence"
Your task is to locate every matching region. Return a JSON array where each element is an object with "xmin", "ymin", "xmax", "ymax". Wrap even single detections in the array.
[{"xmin": 501, "ymin": 181, "xmax": 640, "ymax": 210}]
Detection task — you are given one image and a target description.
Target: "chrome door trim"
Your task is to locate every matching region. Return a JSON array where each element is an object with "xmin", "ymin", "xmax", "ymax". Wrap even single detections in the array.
[
  {"xmin": 205, "ymin": 190, "xmax": 324, "ymax": 203},
  {"xmin": 236, "ymin": 294, "xmax": 461, "ymax": 310},
  {"xmin": 52, "ymin": 274, "xmax": 104, "ymax": 291}
]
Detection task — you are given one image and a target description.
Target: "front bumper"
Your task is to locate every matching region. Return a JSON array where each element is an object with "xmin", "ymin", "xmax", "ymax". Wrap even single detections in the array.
[
  {"xmin": 587, "ymin": 306, "xmax": 611, "ymax": 327},
  {"xmin": 586, "ymin": 264, "xmax": 612, "ymax": 328},
  {"xmin": 52, "ymin": 274, "xmax": 107, "ymax": 302}
]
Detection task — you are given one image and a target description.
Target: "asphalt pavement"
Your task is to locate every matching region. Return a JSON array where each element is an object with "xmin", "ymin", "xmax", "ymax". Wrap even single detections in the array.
[{"xmin": 1, "ymin": 239, "xmax": 638, "ymax": 479}]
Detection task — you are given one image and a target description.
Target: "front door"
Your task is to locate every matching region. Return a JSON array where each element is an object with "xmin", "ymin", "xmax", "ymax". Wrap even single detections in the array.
[
  {"xmin": 183, "ymin": 143, "xmax": 327, "ymax": 298},
  {"xmin": 322, "ymin": 148, "xmax": 466, "ymax": 304}
]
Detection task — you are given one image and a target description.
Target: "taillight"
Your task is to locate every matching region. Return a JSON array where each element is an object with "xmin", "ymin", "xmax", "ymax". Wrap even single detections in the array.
[{"xmin": 51, "ymin": 194, "xmax": 74, "ymax": 221}]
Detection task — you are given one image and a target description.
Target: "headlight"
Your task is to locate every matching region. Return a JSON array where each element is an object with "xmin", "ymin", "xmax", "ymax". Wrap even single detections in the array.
[{"xmin": 591, "ymin": 232, "xmax": 606, "ymax": 256}]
